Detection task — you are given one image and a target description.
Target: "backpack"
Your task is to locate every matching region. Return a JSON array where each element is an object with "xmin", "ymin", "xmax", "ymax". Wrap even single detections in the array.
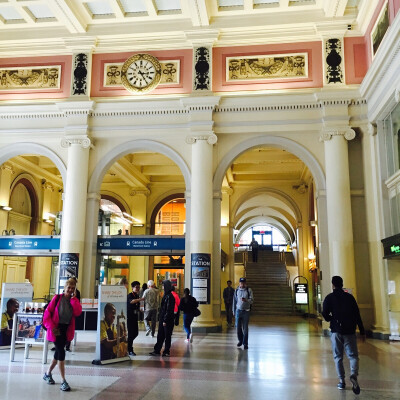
[
  {"xmin": 235, "ymin": 287, "xmax": 252, "ymax": 311},
  {"xmin": 42, "ymin": 294, "xmax": 60, "ymax": 331}
]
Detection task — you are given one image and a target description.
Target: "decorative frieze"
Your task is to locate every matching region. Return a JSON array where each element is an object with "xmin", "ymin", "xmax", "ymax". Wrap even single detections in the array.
[
  {"xmin": 72, "ymin": 53, "xmax": 88, "ymax": 96},
  {"xmin": 324, "ymin": 38, "xmax": 344, "ymax": 85},
  {"xmin": 193, "ymin": 46, "xmax": 211, "ymax": 91},
  {"xmin": 0, "ymin": 66, "xmax": 61, "ymax": 90},
  {"xmin": 227, "ymin": 53, "xmax": 307, "ymax": 82},
  {"xmin": 104, "ymin": 60, "xmax": 180, "ymax": 87}
]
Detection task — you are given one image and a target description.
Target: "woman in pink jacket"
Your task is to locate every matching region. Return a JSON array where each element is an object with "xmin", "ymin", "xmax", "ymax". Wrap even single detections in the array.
[{"xmin": 42, "ymin": 277, "xmax": 82, "ymax": 391}]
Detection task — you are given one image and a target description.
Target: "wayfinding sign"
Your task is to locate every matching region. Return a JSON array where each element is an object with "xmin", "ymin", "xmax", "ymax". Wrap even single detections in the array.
[
  {"xmin": 294, "ymin": 283, "xmax": 308, "ymax": 305},
  {"xmin": 0, "ymin": 236, "xmax": 60, "ymax": 256}
]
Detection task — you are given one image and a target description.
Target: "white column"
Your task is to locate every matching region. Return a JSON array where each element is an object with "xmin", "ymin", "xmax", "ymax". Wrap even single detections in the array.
[
  {"xmin": 361, "ymin": 123, "xmax": 390, "ymax": 334},
  {"xmin": 58, "ymin": 136, "xmax": 91, "ymax": 291},
  {"xmin": 320, "ymin": 128, "xmax": 357, "ymax": 294},
  {"xmin": 187, "ymin": 133, "xmax": 217, "ymax": 329}
]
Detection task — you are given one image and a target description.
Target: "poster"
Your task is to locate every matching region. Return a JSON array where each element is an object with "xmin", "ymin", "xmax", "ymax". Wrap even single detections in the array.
[
  {"xmin": 191, "ymin": 253, "xmax": 211, "ymax": 305},
  {"xmin": 294, "ymin": 283, "xmax": 308, "ymax": 305},
  {"xmin": 58, "ymin": 253, "xmax": 79, "ymax": 293},
  {"xmin": 15, "ymin": 313, "xmax": 44, "ymax": 342},
  {"xmin": 0, "ymin": 283, "xmax": 33, "ymax": 346},
  {"xmin": 94, "ymin": 285, "xmax": 129, "ymax": 364}
]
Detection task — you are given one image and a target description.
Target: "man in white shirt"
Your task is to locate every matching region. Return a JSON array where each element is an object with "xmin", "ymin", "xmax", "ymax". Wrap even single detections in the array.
[{"xmin": 143, "ymin": 280, "xmax": 159, "ymax": 337}]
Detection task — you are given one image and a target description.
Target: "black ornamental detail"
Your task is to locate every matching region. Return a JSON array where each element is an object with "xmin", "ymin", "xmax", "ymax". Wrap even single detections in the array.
[
  {"xmin": 194, "ymin": 47, "xmax": 210, "ymax": 91},
  {"xmin": 325, "ymin": 39, "xmax": 343, "ymax": 84},
  {"xmin": 72, "ymin": 53, "xmax": 88, "ymax": 95}
]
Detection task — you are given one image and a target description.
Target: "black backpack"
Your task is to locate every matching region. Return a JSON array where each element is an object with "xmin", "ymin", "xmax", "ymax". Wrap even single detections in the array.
[{"xmin": 42, "ymin": 294, "xmax": 60, "ymax": 331}]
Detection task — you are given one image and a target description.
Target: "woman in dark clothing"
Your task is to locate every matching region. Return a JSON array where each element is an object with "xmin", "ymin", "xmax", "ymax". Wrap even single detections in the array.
[{"xmin": 179, "ymin": 288, "xmax": 198, "ymax": 343}]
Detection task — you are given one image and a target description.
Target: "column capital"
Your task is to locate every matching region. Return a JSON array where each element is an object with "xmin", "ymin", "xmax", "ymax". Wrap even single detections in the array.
[
  {"xmin": 368, "ymin": 123, "xmax": 377, "ymax": 136},
  {"xmin": 129, "ymin": 188, "xmax": 150, "ymax": 197},
  {"xmin": 42, "ymin": 181, "xmax": 54, "ymax": 192},
  {"xmin": 61, "ymin": 136, "xmax": 92, "ymax": 149},
  {"xmin": 221, "ymin": 186, "xmax": 234, "ymax": 195},
  {"xmin": 0, "ymin": 163, "xmax": 14, "ymax": 174},
  {"xmin": 319, "ymin": 127, "xmax": 356, "ymax": 142},
  {"xmin": 186, "ymin": 133, "xmax": 217, "ymax": 145}
]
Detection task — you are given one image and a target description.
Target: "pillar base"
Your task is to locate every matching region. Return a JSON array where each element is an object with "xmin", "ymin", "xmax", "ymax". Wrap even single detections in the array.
[{"xmin": 369, "ymin": 328, "xmax": 391, "ymax": 340}]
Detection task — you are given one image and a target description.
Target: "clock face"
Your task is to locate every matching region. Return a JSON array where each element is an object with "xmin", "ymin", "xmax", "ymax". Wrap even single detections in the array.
[{"xmin": 121, "ymin": 54, "xmax": 162, "ymax": 93}]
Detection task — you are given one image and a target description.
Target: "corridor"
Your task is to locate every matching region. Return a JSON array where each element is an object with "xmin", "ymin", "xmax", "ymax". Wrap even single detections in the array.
[{"xmin": 1, "ymin": 317, "xmax": 399, "ymax": 399}]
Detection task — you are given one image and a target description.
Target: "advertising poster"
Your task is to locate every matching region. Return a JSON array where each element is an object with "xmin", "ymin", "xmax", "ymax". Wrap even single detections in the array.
[
  {"xmin": 191, "ymin": 253, "xmax": 211, "ymax": 305},
  {"xmin": 94, "ymin": 285, "xmax": 130, "ymax": 365},
  {"xmin": 15, "ymin": 313, "xmax": 44, "ymax": 342},
  {"xmin": 58, "ymin": 253, "xmax": 79, "ymax": 293},
  {"xmin": 0, "ymin": 283, "xmax": 33, "ymax": 346}
]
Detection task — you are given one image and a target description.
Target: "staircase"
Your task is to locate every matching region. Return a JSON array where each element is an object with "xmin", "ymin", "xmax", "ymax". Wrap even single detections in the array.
[{"xmin": 245, "ymin": 250, "xmax": 294, "ymax": 315}]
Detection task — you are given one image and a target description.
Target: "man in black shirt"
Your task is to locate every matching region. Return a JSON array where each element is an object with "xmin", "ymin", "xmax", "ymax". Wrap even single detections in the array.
[
  {"xmin": 322, "ymin": 276, "xmax": 366, "ymax": 395},
  {"xmin": 223, "ymin": 280, "xmax": 235, "ymax": 327},
  {"xmin": 127, "ymin": 281, "xmax": 143, "ymax": 356}
]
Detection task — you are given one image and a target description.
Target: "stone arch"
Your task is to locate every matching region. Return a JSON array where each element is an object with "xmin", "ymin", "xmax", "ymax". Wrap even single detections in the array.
[
  {"xmin": 88, "ymin": 140, "xmax": 190, "ymax": 194},
  {"xmin": 213, "ymin": 136, "xmax": 325, "ymax": 193},
  {"xmin": 0, "ymin": 143, "xmax": 67, "ymax": 186},
  {"xmin": 100, "ymin": 190, "xmax": 131, "ymax": 214}
]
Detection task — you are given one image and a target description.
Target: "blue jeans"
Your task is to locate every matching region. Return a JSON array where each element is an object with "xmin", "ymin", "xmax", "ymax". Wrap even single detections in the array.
[
  {"xmin": 330, "ymin": 333, "xmax": 359, "ymax": 380},
  {"xmin": 183, "ymin": 313, "xmax": 194, "ymax": 339},
  {"xmin": 235, "ymin": 309, "xmax": 250, "ymax": 346}
]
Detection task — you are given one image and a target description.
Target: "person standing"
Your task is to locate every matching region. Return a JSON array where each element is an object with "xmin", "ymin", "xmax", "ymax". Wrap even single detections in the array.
[
  {"xmin": 0, "ymin": 298, "xmax": 19, "ymax": 346},
  {"xmin": 322, "ymin": 276, "xmax": 365, "ymax": 394},
  {"xmin": 171, "ymin": 285, "xmax": 181, "ymax": 328},
  {"xmin": 223, "ymin": 280, "xmax": 235, "ymax": 327},
  {"xmin": 127, "ymin": 281, "xmax": 143, "ymax": 356},
  {"xmin": 249, "ymin": 238, "xmax": 259, "ymax": 262},
  {"xmin": 233, "ymin": 277, "xmax": 253, "ymax": 350},
  {"xmin": 43, "ymin": 278, "xmax": 82, "ymax": 391},
  {"xmin": 143, "ymin": 280, "xmax": 159, "ymax": 337},
  {"xmin": 179, "ymin": 288, "xmax": 198, "ymax": 343},
  {"xmin": 149, "ymin": 280, "xmax": 175, "ymax": 357}
]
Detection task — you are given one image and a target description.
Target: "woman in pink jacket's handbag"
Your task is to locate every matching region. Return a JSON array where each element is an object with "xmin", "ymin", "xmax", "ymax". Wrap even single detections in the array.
[{"xmin": 42, "ymin": 278, "xmax": 82, "ymax": 391}]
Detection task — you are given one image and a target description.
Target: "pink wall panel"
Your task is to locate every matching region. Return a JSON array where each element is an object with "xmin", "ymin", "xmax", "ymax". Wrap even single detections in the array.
[
  {"xmin": 394, "ymin": 0, "xmax": 400, "ymax": 15},
  {"xmin": 344, "ymin": 37, "xmax": 367, "ymax": 84},
  {"xmin": 91, "ymin": 49, "xmax": 193, "ymax": 98},
  {"xmin": 0, "ymin": 55, "xmax": 72, "ymax": 100},
  {"xmin": 212, "ymin": 42, "xmax": 323, "ymax": 92}
]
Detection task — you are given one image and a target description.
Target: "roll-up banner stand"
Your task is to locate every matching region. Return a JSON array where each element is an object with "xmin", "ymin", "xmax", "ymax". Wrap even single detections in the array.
[
  {"xmin": 191, "ymin": 253, "xmax": 211, "ymax": 304},
  {"xmin": 58, "ymin": 253, "xmax": 79, "ymax": 294},
  {"xmin": 0, "ymin": 283, "xmax": 33, "ymax": 347},
  {"xmin": 93, "ymin": 285, "xmax": 130, "ymax": 365}
]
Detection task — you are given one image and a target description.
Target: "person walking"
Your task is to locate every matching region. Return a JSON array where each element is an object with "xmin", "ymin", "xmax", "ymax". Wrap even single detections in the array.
[
  {"xmin": 223, "ymin": 280, "xmax": 235, "ymax": 327},
  {"xmin": 171, "ymin": 285, "xmax": 181, "ymax": 328},
  {"xmin": 233, "ymin": 277, "xmax": 253, "ymax": 350},
  {"xmin": 43, "ymin": 278, "xmax": 82, "ymax": 391},
  {"xmin": 322, "ymin": 275, "xmax": 366, "ymax": 395},
  {"xmin": 127, "ymin": 281, "xmax": 143, "ymax": 356},
  {"xmin": 139, "ymin": 282, "xmax": 147, "ymax": 322},
  {"xmin": 149, "ymin": 280, "xmax": 175, "ymax": 357},
  {"xmin": 249, "ymin": 238, "xmax": 259, "ymax": 262},
  {"xmin": 179, "ymin": 288, "xmax": 198, "ymax": 343},
  {"xmin": 143, "ymin": 280, "xmax": 159, "ymax": 337}
]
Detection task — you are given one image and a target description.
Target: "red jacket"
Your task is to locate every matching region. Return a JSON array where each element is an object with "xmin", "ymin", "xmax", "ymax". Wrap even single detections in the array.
[
  {"xmin": 43, "ymin": 294, "xmax": 82, "ymax": 342},
  {"xmin": 171, "ymin": 291, "xmax": 180, "ymax": 313}
]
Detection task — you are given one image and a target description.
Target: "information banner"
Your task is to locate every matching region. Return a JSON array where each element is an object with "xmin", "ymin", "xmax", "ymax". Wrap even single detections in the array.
[
  {"xmin": 58, "ymin": 253, "xmax": 79, "ymax": 293},
  {"xmin": 0, "ymin": 283, "xmax": 33, "ymax": 346},
  {"xmin": 294, "ymin": 283, "xmax": 308, "ymax": 305},
  {"xmin": 191, "ymin": 253, "xmax": 211, "ymax": 304},
  {"xmin": 94, "ymin": 285, "xmax": 129, "ymax": 365}
]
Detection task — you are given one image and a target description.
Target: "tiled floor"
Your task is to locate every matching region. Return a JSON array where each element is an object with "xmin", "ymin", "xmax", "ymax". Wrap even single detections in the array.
[{"xmin": 1, "ymin": 316, "xmax": 400, "ymax": 399}]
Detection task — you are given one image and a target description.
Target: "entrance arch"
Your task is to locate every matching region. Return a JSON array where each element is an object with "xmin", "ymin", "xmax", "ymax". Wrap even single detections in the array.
[{"xmin": 88, "ymin": 139, "xmax": 191, "ymax": 193}]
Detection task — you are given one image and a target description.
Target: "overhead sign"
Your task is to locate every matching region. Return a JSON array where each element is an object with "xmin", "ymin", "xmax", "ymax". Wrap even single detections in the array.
[
  {"xmin": 294, "ymin": 283, "xmax": 308, "ymax": 305},
  {"xmin": 97, "ymin": 235, "xmax": 185, "ymax": 255},
  {"xmin": 0, "ymin": 236, "xmax": 60, "ymax": 256}
]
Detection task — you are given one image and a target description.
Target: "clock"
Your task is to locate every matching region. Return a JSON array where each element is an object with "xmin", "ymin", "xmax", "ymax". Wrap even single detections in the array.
[{"xmin": 121, "ymin": 54, "xmax": 162, "ymax": 93}]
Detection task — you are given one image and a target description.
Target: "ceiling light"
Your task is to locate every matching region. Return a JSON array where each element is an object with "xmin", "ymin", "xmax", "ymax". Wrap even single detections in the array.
[{"xmin": 1, "ymin": 206, "xmax": 12, "ymax": 211}]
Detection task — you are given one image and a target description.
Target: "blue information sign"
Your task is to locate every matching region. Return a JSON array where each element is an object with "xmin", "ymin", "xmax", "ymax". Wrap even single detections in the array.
[{"xmin": 0, "ymin": 236, "xmax": 60, "ymax": 252}]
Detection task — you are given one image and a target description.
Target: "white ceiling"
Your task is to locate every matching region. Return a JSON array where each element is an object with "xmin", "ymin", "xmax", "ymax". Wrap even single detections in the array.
[{"xmin": 0, "ymin": 0, "xmax": 378, "ymax": 55}]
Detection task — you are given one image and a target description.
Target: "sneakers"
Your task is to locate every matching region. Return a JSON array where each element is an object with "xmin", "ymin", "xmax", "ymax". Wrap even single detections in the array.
[
  {"xmin": 162, "ymin": 352, "xmax": 170, "ymax": 357},
  {"xmin": 185, "ymin": 338, "xmax": 190, "ymax": 343},
  {"xmin": 129, "ymin": 351, "xmax": 136, "ymax": 356},
  {"xmin": 244, "ymin": 345, "xmax": 248, "ymax": 350},
  {"xmin": 43, "ymin": 373, "xmax": 55, "ymax": 385},
  {"xmin": 149, "ymin": 351, "xmax": 161, "ymax": 356},
  {"xmin": 189, "ymin": 333, "xmax": 193, "ymax": 343},
  {"xmin": 350, "ymin": 375, "xmax": 360, "ymax": 395},
  {"xmin": 337, "ymin": 381, "xmax": 346, "ymax": 390},
  {"xmin": 237, "ymin": 342, "xmax": 242, "ymax": 347},
  {"xmin": 146, "ymin": 329, "xmax": 151, "ymax": 336},
  {"xmin": 60, "ymin": 380, "xmax": 71, "ymax": 392}
]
